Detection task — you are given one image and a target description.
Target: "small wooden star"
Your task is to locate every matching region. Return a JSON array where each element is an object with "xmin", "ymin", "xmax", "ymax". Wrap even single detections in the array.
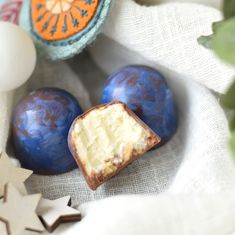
[
  {"xmin": 0, "ymin": 152, "xmax": 33, "ymax": 197},
  {"xmin": 0, "ymin": 183, "xmax": 44, "ymax": 235},
  {"xmin": 36, "ymin": 196, "xmax": 81, "ymax": 232}
]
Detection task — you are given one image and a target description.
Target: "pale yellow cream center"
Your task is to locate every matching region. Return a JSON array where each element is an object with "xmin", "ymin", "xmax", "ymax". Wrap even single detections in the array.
[{"xmin": 72, "ymin": 103, "xmax": 151, "ymax": 175}]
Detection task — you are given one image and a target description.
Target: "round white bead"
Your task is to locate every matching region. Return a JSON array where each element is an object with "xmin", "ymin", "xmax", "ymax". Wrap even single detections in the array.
[{"xmin": 0, "ymin": 22, "xmax": 36, "ymax": 92}]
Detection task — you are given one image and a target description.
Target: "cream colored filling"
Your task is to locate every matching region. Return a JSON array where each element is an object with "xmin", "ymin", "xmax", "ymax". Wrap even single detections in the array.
[
  {"xmin": 71, "ymin": 103, "xmax": 151, "ymax": 175},
  {"xmin": 46, "ymin": 0, "xmax": 74, "ymax": 14}
]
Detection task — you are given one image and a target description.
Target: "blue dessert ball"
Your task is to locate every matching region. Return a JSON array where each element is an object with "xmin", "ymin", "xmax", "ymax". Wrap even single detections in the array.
[
  {"xmin": 12, "ymin": 88, "xmax": 83, "ymax": 175},
  {"xmin": 101, "ymin": 65, "xmax": 178, "ymax": 146}
]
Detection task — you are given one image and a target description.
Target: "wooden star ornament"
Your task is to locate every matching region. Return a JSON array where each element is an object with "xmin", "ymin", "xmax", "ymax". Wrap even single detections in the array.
[
  {"xmin": 0, "ymin": 183, "xmax": 44, "ymax": 235},
  {"xmin": 0, "ymin": 152, "xmax": 33, "ymax": 198},
  {"xmin": 36, "ymin": 196, "xmax": 82, "ymax": 232}
]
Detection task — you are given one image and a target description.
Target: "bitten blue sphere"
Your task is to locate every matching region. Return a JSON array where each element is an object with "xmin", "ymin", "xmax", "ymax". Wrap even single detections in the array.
[
  {"xmin": 101, "ymin": 65, "xmax": 178, "ymax": 145},
  {"xmin": 12, "ymin": 88, "xmax": 83, "ymax": 175}
]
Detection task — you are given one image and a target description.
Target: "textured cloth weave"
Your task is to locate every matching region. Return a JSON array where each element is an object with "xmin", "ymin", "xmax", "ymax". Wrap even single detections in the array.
[
  {"xmin": 101, "ymin": 0, "xmax": 234, "ymax": 94},
  {"xmin": 137, "ymin": 0, "xmax": 221, "ymax": 8}
]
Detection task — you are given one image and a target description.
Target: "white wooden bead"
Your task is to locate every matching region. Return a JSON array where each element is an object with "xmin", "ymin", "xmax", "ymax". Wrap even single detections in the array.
[{"xmin": 0, "ymin": 22, "xmax": 36, "ymax": 92}]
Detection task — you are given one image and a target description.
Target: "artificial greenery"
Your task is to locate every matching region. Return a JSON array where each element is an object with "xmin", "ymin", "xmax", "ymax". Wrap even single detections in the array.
[
  {"xmin": 223, "ymin": 0, "xmax": 235, "ymax": 19},
  {"xmin": 198, "ymin": 0, "xmax": 235, "ymax": 156}
]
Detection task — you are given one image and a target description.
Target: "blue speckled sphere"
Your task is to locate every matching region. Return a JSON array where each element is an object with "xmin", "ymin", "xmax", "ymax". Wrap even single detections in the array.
[
  {"xmin": 101, "ymin": 65, "xmax": 178, "ymax": 145},
  {"xmin": 12, "ymin": 88, "xmax": 83, "ymax": 175}
]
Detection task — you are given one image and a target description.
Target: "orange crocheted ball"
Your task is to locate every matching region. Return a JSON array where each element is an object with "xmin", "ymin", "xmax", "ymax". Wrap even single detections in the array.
[{"xmin": 31, "ymin": 0, "xmax": 99, "ymax": 41}]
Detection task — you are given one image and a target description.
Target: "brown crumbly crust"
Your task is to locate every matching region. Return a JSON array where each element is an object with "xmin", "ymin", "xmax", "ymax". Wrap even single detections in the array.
[{"xmin": 68, "ymin": 101, "xmax": 161, "ymax": 190}]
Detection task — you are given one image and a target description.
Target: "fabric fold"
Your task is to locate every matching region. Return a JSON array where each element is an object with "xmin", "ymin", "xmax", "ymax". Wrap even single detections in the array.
[{"xmin": 101, "ymin": 0, "xmax": 234, "ymax": 93}]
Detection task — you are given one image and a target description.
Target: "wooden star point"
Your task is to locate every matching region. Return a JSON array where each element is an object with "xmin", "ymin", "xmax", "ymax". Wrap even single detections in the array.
[
  {"xmin": 36, "ymin": 196, "xmax": 81, "ymax": 232},
  {"xmin": 0, "ymin": 183, "xmax": 44, "ymax": 235},
  {"xmin": 0, "ymin": 220, "xmax": 7, "ymax": 235},
  {"xmin": 0, "ymin": 152, "xmax": 33, "ymax": 197}
]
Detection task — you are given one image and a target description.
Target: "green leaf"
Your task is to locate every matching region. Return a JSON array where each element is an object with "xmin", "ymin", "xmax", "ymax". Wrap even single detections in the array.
[
  {"xmin": 224, "ymin": 0, "xmax": 235, "ymax": 19},
  {"xmin": 220, "ymin": 80, "xmax": 235, "ymax": 109},
  {"xmin": 230, "ymin": 132, "xmax": 235, "ymax": 158},
  {"xmin": 197, "ymin": 35, "xmax": 213, "ymax": 49},
  {"xmin": 197, "ymin": 21, "xmax": 224, "ymax": 49},
  {"xmin": 212, "ymin": 21, "xmax": 224, "ymax": 33},
  {"xmin": 213, "ymin": 17, "xmax": 235, "ymax": 66},
  {"xmin": 229, "ymin": 111, "xmax": 235, "ymax": 131}
]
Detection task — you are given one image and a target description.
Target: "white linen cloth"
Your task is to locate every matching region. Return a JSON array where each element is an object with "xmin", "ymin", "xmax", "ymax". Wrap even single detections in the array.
[
  {"xmin": 137, "ymin": 0, "xmax": 221, "ymax": 9},
  {"xmin": 1, "ymin": 0, "xmax": 235, "ymax": 234},
  {"xmin": 25, "ymin": 194, "xmax": 235, "ymax": 235},
  {"xmin": 100, "ymin": 0, "xmax": 234, "ymax": 94}
]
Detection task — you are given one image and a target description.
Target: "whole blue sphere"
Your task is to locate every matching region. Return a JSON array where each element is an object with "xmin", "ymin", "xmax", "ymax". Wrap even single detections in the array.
[
  {"xmin": 12, "ymin": 88, "xmax": 83, "ymax": 175},
  {"xmin": 101, "ymin": 65, "xmax": 178, "ymax": 145}
]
